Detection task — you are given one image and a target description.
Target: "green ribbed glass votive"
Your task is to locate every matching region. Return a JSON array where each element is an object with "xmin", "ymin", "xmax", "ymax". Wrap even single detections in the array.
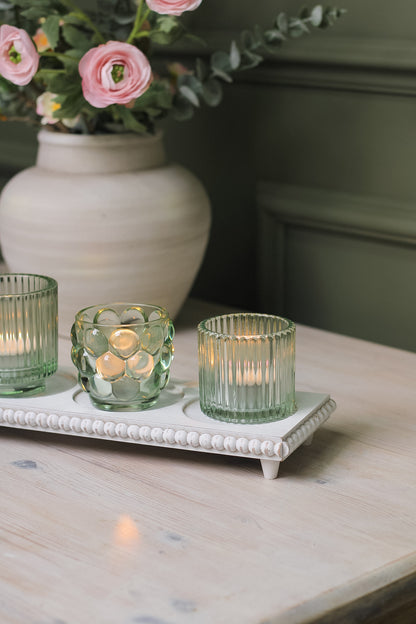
[
  {"xmin": 198, "ymin": 313, "xmax": 296, "ymax": 424},
  {"xmin": 71, "ymin": 303, "xmax": 174, "ymax": 411},
  {"xmin": 0, "ymin": 274, "xmax": 58, "ymax": 396}
]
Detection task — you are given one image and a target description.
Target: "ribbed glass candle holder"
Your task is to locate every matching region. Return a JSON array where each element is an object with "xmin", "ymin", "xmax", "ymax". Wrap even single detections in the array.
[
  {"xmin": 0, "ymin": 274, "xmax": 58, "ymax": 396},
  {"xmin": 198, "ymin": 313, "xmax": 296, "ymax": 424}
]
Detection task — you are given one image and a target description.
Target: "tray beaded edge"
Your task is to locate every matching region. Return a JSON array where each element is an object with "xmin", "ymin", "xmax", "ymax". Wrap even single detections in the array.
[{"xmin": 0, "ymin": 397, "xmax": 336, "ymax": 461}]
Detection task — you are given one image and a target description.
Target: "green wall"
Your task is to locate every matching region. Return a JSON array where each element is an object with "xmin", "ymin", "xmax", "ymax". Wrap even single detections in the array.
[
  {"xmin": 1, "ymin": 1, "xmax": 416, "ymax": 350},
  {"xmin": 161, "ymin": 0, "xmax": 416, "ymax": 351}
]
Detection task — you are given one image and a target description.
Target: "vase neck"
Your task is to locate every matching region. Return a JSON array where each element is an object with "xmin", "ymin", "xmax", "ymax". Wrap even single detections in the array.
[{"xmin": 36, "ymin": 131, "xmax": 166, "ymax": 174}]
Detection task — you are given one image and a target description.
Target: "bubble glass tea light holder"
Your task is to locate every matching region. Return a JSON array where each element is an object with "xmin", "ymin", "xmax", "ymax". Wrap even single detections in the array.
[
  {"xmin": 198, "ymin": 313, "xmax": 296, "ymax": 424},
  {"xmin": 71, "ymin": 303, "xmax": 174, "ymax": 411},
  {"xmin": 0, "ymin": 273, "xmax": 58, "ymax": 396}
]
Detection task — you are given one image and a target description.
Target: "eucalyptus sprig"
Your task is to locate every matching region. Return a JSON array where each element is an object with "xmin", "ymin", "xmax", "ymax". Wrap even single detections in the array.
[{"xmin": 172, "ymin": 4, "xmax": 346, "ymax": 120}]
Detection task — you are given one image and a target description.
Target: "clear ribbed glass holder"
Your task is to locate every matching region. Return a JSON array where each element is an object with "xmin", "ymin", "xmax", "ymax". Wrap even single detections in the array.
[
  {"xmin": 0, "ymin": 274, "xmax": 58, "ymax": 396},
  {"xmin": 71, "ymin": 303, "xmax": 175, "ymax": 411},
  {"xmin": 198, "ymin": 313, "xmax": 296, "ymax": 424}
]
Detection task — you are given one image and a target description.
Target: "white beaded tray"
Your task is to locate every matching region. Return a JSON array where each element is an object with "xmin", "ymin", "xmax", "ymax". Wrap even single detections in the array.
[{"xmin": 0, "ymin": 367, "xmax": 336, "ymax": 479}]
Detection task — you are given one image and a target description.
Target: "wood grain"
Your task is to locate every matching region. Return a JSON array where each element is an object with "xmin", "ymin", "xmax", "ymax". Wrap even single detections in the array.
[{"xmin": 0, "ymin": 299, "xmax": 415, "ymax": 624}]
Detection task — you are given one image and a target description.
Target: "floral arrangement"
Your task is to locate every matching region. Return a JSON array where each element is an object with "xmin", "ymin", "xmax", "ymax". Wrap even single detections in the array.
[{"xmin": 0, "ymin": 1, "xmax": 344, "ymax": 134}]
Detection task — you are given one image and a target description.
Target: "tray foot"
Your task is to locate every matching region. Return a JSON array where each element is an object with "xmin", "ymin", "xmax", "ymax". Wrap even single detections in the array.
[{"xmin": 260, "ymin": 459, "xmax": 280, "ymax": 480}]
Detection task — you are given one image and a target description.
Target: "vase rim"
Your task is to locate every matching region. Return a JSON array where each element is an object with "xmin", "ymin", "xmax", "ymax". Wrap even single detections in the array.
[{"xmin": 37, "ymin": 129, "xmax": 163, "ymax": 147}]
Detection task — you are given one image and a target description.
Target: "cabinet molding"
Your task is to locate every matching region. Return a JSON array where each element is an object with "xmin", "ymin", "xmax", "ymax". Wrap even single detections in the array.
[
  {"xmin": 257, "ymin": 182, "xmax": 416, "ymax": 351},
  {"xmin": 258, "ymin": 182, "xmax": 416, "ymax": 245},
  {"xmin": 170, "ymin": 33, "xmax": 416, "ymax": 95}
]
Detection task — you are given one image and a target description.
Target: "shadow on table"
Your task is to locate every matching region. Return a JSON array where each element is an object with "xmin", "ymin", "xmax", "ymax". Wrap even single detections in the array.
[{"xmin": 279, "ymin": 425, "xmax": 358, "ymax": 480}]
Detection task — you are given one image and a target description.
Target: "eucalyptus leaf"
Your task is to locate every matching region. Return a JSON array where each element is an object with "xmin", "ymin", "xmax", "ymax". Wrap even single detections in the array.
[
  {"xmin": 211, "ymin": 50, "xmax": 232, "ymax": 73},
  {"xmin": 179, "ymin": 85, "xmax": 199, "ymax": 107},
  {"xmin": 253, "ymin": 24, "xmax": 265, "ymax": 47},
  {"xmin": 195, "ymin": 58, "xmax": 208, "ymax": 82},
  {"xmin": 201, "ymin": 79, "xmax": 222, "ymax": 107},
  {"xmin": 229, "ymin": 41, "xmax": 240, "ymax": 70},
  {"xmin": 172, "ymin": 95, "xmax": 194, "ymax": 121},
  {"xmin": 310, "ymin": 5, "xmax": 323, "ymax": 27},
  {"xmin": 211, "ymin": 67, "xmax": 232, "ymax": 83},
  {"xmin": 264, "ymin": 29, "xmax": 285, "ymax": 44},
  {"xmin": 240, "ymin": 30, "xmax": 255, "ymax": 50},
  {"xmin": 288, "ymin": 18, "xmax": 310, "ymax": 35},
  {"xmin": 178, "ymin": 74, "xmax": 203, "ymax": 94},
  {"xmin": 240, "ymin": 49, "xmax": 263, "ymax": 70},
  {"xmin": 276, "ymin": 12, "xmax": 288, "ymax": 33}
]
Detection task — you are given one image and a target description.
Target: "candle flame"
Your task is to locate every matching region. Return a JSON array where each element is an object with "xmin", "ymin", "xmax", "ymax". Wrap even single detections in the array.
[{"xmin": 0, "ymin": 331, "xmax": 26, "ymax": 356}]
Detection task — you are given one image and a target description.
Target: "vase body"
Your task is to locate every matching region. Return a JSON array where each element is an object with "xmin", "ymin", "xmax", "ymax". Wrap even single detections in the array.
[{"xmin": 0, "ymin": 131, "xmax": 211, "ymax": 336}]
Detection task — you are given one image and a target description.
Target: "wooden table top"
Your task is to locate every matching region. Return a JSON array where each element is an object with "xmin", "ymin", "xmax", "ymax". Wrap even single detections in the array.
[{"xmin": 1, "ymin": 299, "xmax": 415, "ymax": 624}]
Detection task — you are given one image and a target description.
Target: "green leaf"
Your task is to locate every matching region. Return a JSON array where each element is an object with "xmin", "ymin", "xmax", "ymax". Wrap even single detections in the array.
[
  {"xmin": 42, "ymin": 14, "xmax": 60, "ymax": 50},
  {"xmin": 115, "ymin": 105, "xmax": 147, "ymax": 133},
  {"xmin": 20, "ymin": 2, "xmax": 53, "ymax": 21},
  {"xmin": 211, "ymin": 67, "xmax": 232, "ymax": 83},
  {"xmin": 264, "ymin": 29, "xmax": 285, "ymax": 44},
  {"xmin": 288, "ymin": 17, "xmax": 310, "ymax": 37},
  {"xmin": 252, "ymin": 25, "xmax": 265, "ymax": 48},
  {"xmin": 211, "ymin": 51, "xmax": 232, "ymax": 73},
  {"xmin": 178, "ymin": 74, "xmax": 203, "ymax": 93},
  {"xmin": 53, "ymin": 91, "xmax": 85, "ymax": 118},
  {"xmin": 132, "ymin": 82, "xmax": 172, "ymax": 112},
  {"xmin": 179, "ymin": 85, "xmax": 199, "ymax": 107},
  {"xmin": 276, "ymin": 12, "xmax": 288, "ymax": 33},
  {"xmin": 201, "ymin": 78, "xmax": 222, "ymax": 107},
  {"xmin": 172, "ymin": 95, "xmax": 194, "ymax": 121},
  {"xmin": 310, "ymin": 5, "xmax": 323, "ymax": 27},
  {"xmin": 240, "ymin": 30, "xmax": 254, "ymax": 50},
  {"xmin": 62, "ymin": 24, "xmax": 92, "ymax": 52},
  {"xmin": 239, "ymin": 49, "xmax": 263, "ymax": 70},
  {"xmin": 229, "ymin": 40, "xmax": 240, "ymax": 70},
  {"xmin": 195, "ymin": 58, "xmax": 208, "ymax": 82},
  {"xmin": 150, "ymin": 15, "xmax": 184, "ymax": 45},
  {"xmin": 46, "ymin": 71, "xmax": 81, "ymax": 95}
]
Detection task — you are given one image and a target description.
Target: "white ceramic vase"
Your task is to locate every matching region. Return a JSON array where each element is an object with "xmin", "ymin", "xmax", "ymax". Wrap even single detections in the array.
[{"xmin": 0, "ymin": 130, "xmax": 211, "ymax": 336}]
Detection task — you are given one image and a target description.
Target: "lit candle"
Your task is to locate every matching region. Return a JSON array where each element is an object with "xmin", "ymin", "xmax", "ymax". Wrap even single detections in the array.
[
  {"xmin": 0, "ymin": 274, "xmax": 57, "ymax": 396},
  {"xmin": 198, "ymin": 313, "xmax": 296, "ymax": 424}
]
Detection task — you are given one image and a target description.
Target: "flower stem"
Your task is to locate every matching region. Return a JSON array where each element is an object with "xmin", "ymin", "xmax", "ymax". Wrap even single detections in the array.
[
  {"xmin": 127, "ymin": 1, "xmax": 151, "ymax": 44},
  {"xmin": 40, "ymin": 51, "xmax": 81, "ymax": 62}
]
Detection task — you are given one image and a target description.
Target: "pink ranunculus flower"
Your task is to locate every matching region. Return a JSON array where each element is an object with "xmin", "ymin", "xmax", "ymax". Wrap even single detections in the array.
[
  {"xmin": 0, "ymin": 25, "xmax": 39, "ymax": 86},
  {"xmin": 79, "ymin": 41, "xmax": 153, "ymax": 108},
  {"xmin": 146, "ymin": 0, "xmax": 203, "ymax": 16}
]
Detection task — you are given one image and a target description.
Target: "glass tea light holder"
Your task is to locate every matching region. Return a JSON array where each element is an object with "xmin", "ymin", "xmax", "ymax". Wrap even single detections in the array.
[
  {"xmin": 0, "ymin": 273, "xmax": 58, "ymax": 396},
  {"xmin": 198, "ymin": 313, "xmax": 296, "ymax": 424},
  {"xmin": 71, "ymin": 303, "xmax": 174, "ymax": 411}
]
